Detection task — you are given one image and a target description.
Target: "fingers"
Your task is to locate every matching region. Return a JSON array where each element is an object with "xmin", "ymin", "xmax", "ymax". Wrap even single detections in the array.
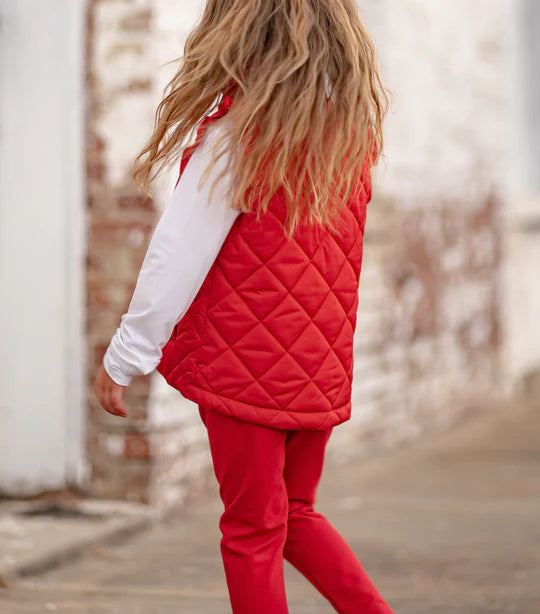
[
  {"xmin": 94, "ymin": 368, "xmax": 127, "ymax": 418},
  {"xmin": 102, "ymin": 384, "xmax": 116, "ymax": 416},
  {"xmin": 109, "ymin": 386, "xmax": 127, "ymax": 418}
]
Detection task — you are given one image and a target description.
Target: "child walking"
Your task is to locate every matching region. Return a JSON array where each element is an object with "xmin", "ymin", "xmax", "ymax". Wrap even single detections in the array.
[{"xmin": 94, "ymin": 1, "xmax": 392, "ymax": 612}]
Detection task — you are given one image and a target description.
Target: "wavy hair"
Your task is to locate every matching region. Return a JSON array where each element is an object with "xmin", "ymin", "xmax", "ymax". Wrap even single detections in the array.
[{"xmin": 133, "ymin": 0, "xmax": 389, "ymax": 235}]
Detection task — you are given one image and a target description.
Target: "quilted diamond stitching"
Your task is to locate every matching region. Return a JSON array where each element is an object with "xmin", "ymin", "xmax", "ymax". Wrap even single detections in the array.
[{"xmin": 191, "ymin": 207, "xmax": 362, "ymax": 411}]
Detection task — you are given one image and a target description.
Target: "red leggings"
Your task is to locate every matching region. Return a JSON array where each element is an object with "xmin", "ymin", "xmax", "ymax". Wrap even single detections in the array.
[{"xmin": 199, "ymin": 406, "xmax": 394, "ymax": 614}]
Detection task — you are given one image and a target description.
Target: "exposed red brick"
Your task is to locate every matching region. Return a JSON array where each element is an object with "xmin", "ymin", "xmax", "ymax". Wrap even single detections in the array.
[
  {"xmin": 471, "ymin": 191, "xmax": 497, "ymax": 231},
  {"xmin": 119, "ymin": 9, "xmax": 152, "ymax": 32},
  {"xmin": 85, "ymin": 0, "xmax": 157, "ymax": 504},
  {"xmin": 124, "ymin": 433, "xmax": 151, "ymax": 460},
  {"xmin": 87, "ymin": 280, "xmax": 109, "ymax": 309},
  {"xmin": 117, "ymin": 194, "xmax": 154, "ymax": 211},
  {"xmin": 118, "ymin": 79, "xmax": 153, "ymax": 94},
  {"xmin": 93, "ymin": 342, "xmax": 110, "ymax": 366},
  {"xmin": 87, "ymin": 160, "xmax": 106, "ymax": 182}
]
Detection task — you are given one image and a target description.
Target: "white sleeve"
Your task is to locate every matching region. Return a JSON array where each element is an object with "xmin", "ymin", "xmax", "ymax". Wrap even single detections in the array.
[{"xmin": 102, "ymin": 121, "xmax": 241, "ymax": 386}]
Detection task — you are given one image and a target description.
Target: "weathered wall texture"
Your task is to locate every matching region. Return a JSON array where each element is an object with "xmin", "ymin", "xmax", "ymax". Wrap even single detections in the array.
[
  {"xmin": 329, "ymin": 0, "xmax": 513, "ymax": 460},
  {"xmin": 86, "ymin": 0, "xmax": 159, "ymax": 504},
  {"xmin": 86, "ymin": 0, "xmax": 214, "ymax": 509},
  {"xmin": 86, "ymin": 0, "xmax": 517, "ymax": 508}
]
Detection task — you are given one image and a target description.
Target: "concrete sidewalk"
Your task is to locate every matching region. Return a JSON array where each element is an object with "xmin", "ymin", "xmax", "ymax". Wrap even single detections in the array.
[
  {"xmin": 0, "ymin": 500, "xmax": 155, "ymax": 581},
  {"xmin": 1, "ymin": 397, "xmax": 539, "ymax": 613}
]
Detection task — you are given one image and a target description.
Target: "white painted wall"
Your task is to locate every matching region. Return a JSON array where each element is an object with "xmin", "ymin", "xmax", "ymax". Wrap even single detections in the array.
[
  {"xmin": 0, "ymin": 0, "xmax": 87, "ymax": 494},
  {"xmin": 501, "ymin": 0, "xmax": 540, "ymax": 385},
  {"xmin": 361, "ymin": 0, "xmax": 540, "ymax": 388},
  {"xmin": 361, "ymin": 0, "xmax": 514, "ymax": 206}
]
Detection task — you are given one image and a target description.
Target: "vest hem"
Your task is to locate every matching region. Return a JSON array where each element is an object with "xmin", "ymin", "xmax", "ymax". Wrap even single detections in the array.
[{"xmin": 164, "ymin": 378, "xmax": 351, "ymax": 431}]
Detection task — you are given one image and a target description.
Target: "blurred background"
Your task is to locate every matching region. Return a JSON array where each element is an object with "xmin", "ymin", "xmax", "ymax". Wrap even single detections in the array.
[{"xmin": 0, "ymin": 1, "xmax": 539, "ymax": 612}]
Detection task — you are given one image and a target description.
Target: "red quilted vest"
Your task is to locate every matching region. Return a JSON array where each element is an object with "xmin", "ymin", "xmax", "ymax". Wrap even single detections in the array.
[{"xmin": 156, "ymin": 94, "xmax": 372, "ymax": 430}]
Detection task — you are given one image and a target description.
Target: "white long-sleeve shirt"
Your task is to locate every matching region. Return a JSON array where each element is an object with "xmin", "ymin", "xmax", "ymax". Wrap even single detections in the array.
[{"xmin": 103, "ymin": 121, "xmax": 241, "ymax": 386}]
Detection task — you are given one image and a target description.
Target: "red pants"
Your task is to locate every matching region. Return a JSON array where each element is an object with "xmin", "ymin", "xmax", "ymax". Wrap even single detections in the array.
[{"xmin": 199, "ymin": 406, "xmax": 394, "ymax": 614}]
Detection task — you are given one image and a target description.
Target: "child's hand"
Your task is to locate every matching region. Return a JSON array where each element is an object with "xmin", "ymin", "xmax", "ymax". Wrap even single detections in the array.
[{"xmin": 93, "ymin": 366, "xmax": 128, "ymax": 418}]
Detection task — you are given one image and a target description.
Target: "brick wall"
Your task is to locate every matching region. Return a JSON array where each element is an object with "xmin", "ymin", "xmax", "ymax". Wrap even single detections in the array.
[
  {"xmin": 86, "ymin": 0, "xmax": 513, "ymax": 509},
  {"xmin": 86, "ymin": 0, "xmax": 159, "ymax": 504},
  {"xmin": 86, "ymin": 0, "xmax": 215, "ymax": 510}
]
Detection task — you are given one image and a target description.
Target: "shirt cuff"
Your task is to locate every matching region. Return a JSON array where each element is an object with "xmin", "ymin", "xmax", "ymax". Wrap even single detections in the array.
[{"xmin": 103, "ymin": 345, "xmax": 135, "ymax": 387}]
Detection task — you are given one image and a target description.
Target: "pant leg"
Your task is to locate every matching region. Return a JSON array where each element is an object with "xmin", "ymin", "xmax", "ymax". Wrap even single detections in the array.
[
  {"xmin": 283, "ymin": 427, "xmax": 394, "ymax": 614},
  {"xmin": 199, "ymin": 406, "xmax": 289, "ymax": 614}
]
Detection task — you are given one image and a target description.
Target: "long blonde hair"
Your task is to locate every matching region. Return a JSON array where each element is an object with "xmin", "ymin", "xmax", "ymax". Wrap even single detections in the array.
[{"xmin": 134, "ymin": 0, "xmax": 388, "ymax": 235}]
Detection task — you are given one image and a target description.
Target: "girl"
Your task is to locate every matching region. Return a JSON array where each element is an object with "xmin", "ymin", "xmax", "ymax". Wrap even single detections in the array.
[{"xmin": 94, "ymin": 1, "xmax": 392, "ymax": 612}]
